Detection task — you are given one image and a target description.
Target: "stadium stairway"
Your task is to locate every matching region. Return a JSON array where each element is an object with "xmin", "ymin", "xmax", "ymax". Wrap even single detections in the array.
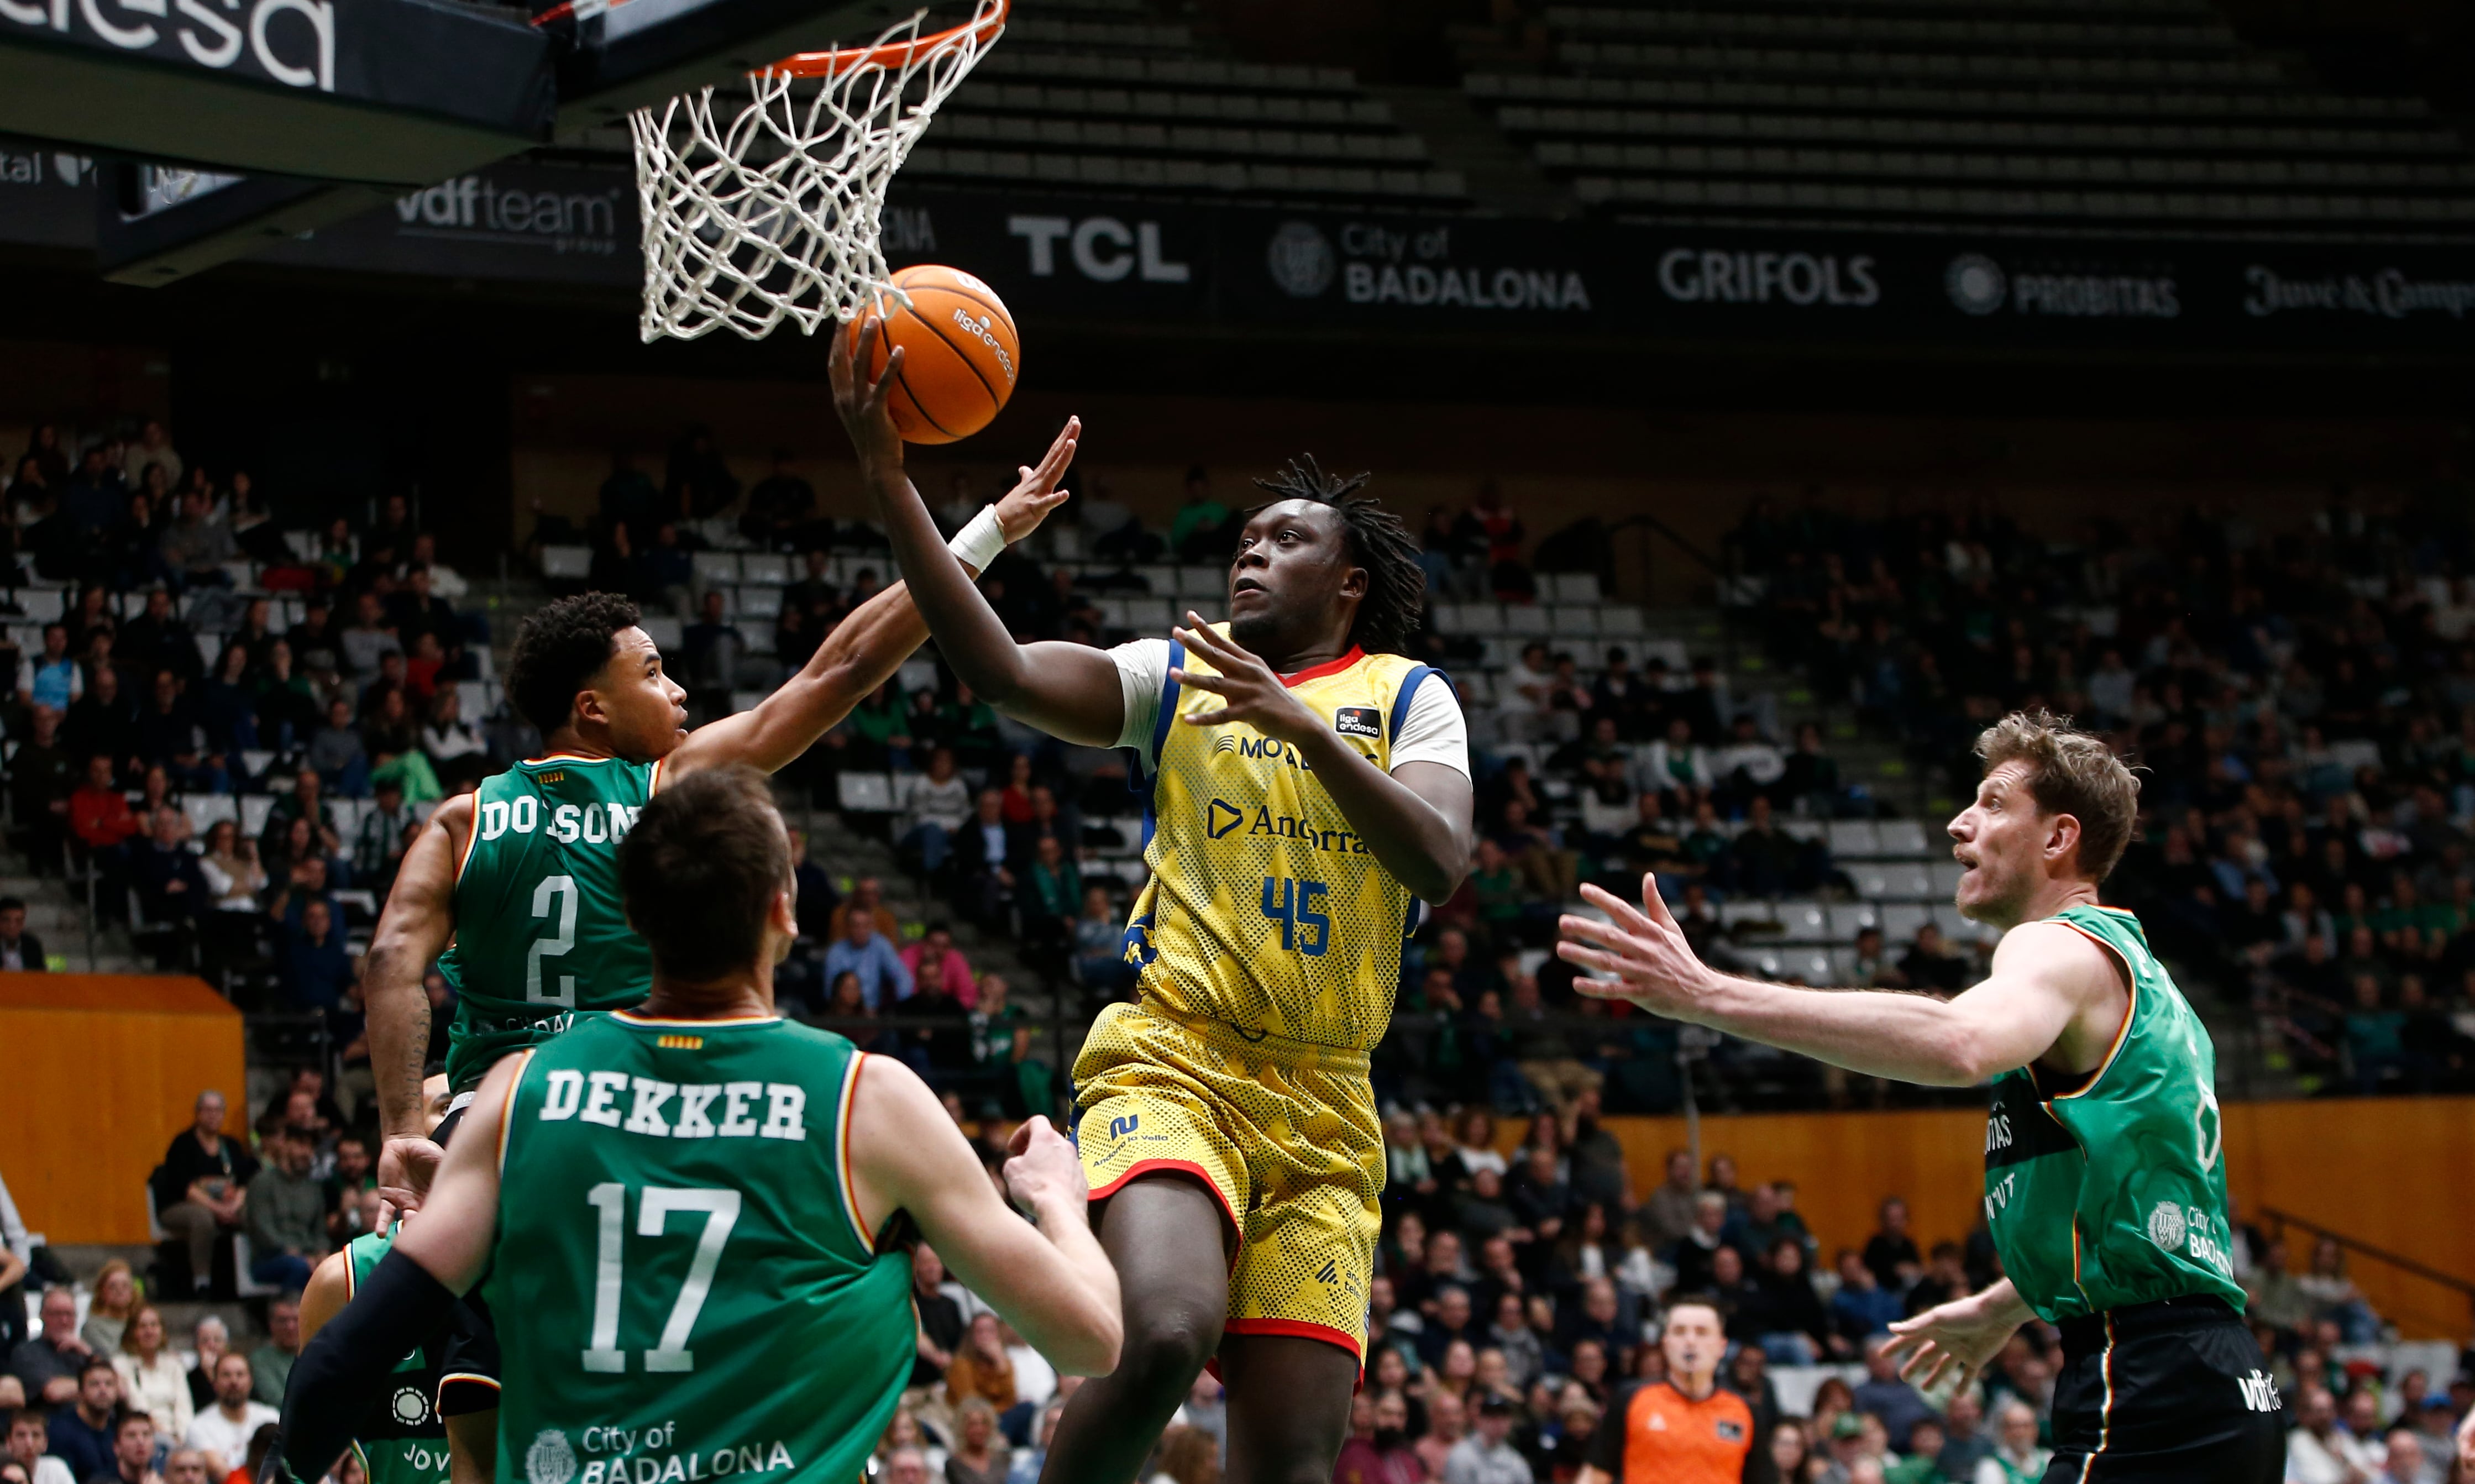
[
  {"xmin": 0, "ymin": 841, "xmax": 149, "ymax": 973},
  {"xmin": 1364, "ymin": 85, "xmax": 1580, "ymax": 218}
]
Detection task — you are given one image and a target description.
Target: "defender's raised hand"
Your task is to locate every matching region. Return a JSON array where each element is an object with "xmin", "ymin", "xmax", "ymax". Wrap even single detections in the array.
[
  {"xmin": 1556, "ymin": 874, "xmax": 1724, "ymax": 1020},
  {"xmin": 992, "ymin": 416, "xmax": 1082, "ymax": 543},
  {"xmin": 1171, "ymin": 613, "xmax": 1322, "ymax": 744},
  {"xmin": 830, "ymin": 313, "xmax": 906, "ymax": 476}
]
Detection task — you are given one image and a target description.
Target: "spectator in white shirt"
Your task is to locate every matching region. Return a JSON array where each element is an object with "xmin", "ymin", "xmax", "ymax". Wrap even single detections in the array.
[
  {"xmin": 6, "ymin": 1408, "xmax": 76, "ymax": 1484},
  {"xmin": 1443, "ymin": 1394, "xmax": 1533, "ymax": 1484},
  {"xmin": 898, "ymin": 747, "xmax": 974, "ymax": 877},
  {"xmin": 110, "ymin": 1309, "xmax": 191, "ymax": 1446},
  {"xmin": 1497, "ymin": 643, "xmax": 1555, "ymax": 742},
  {"xmin": 2334, "ymin": 1390, "xmax": 2387, "ymax": 1479},
  {"xmin": 420, "ymin": 689, "xmax": 490, "ymax": 789},
  {"xmin": 1973, "ymin": 1401, "xmax": 2052, "ymax": 1484},
  {"xmin": 1711, "ymin": 716, "xmax": 1785, "ymax": 794},
  {"xmin": 2374, "ymin": 1428, "xmax": 2435, "ymax": 1484},
  {"xmin": 406, "ymin": 536, "xmax": 467, "ymax": 602},
  {"xmin": 1643, "ymin": 717, "xmax": 1713, "ymax": 795},
  {"xmin": 122, "ymin": 421, "xmax": 182, "ymax": 494},
  {"xmin": 2088, "ymin": 648, "xmax": 2137, "ymax": 724},
  {"xmin": 181, "ymin": 1355, "xmax": 274, "ymax": 1477},
  {"xmin": 2284, "ymin": 1386, "xmax": 2353, "ymax": 1484}
]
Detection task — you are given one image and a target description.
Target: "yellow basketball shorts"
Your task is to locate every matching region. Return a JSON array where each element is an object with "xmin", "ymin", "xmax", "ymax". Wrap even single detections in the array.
[{"xmin": 1071, "ymin": 999, "xmax": 1385, "ymax": 1365}]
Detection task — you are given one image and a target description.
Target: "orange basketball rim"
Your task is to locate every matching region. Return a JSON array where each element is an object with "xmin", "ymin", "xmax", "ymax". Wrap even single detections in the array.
[{"xmin": 529, "ymin": 0, "xmax": 1010, "ymax": 78}]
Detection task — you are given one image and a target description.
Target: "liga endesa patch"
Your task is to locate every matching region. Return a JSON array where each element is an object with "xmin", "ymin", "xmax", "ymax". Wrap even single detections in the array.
[{"xmin": 1333, "ymin": 706, "xmax": 1381, "ymax": 739}]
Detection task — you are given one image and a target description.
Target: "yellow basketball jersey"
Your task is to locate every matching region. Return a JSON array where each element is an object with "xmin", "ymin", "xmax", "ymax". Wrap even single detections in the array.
[{"xmin": 1121, "ymin": 630, "xmax": 1443, "ymax": 1053}]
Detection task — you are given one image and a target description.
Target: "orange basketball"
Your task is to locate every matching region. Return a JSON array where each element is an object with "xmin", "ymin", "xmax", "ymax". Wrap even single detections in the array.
[{"xmin": 847, "ymin": 264, "xmax": 1021, "ymax": 444}]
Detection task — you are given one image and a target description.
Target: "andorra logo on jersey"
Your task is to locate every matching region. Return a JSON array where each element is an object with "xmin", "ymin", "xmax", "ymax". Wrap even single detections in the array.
[
  {"xmin": 526, "ymin": 1429, "xmax": 578, "ymax": 1484},
  {"xmin": 2146, "ymin": 1200, "xmax": 2188, "ymax": 1252},
  {"xmin": 1207, "ymin": 800, "xmax": 1245, "ymax": 839}
]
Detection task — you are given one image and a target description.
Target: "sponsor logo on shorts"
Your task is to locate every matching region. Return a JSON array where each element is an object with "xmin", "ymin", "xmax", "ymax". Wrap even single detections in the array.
[
  {"xmin": 2146, "ymin": 1199, "xmax": 2186, "ymax": 1252},
  {"xmin": 1109, "ymin": 1114, "xmax": 1140, "ymax": 1140},
  {"xmin": 1333, "ymin": 707, "xmax": 1381, "ymax": 740},
  {"xmin": 2238, "ymin": 1369, "xmax": 2284, "ymax": 1413},
  {"xmin": 390, "ymin": 1386, "xmax": 432, "ymax": 1426},
  {"xmin": 1315, "ymin": 1260, "xmax": 1339, "ymax": 1285}
]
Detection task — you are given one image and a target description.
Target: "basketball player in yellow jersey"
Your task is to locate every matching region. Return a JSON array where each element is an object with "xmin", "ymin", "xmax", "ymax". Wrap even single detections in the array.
[{"xmin": 835, "ymin": 318, "xmax": 1474, "ymax": 1484}]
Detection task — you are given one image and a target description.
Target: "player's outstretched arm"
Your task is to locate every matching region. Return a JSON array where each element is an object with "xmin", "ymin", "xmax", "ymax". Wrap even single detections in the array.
[
  {"xmin": 296, "ymin": 1249, "xmax": 352, "ymax": 1344},
  {"xmin": 845, "ymin": 1053, "xmax": 1122, "ymax": 1377},
  {"xmin": 366, "ymin": 795, "xmax": 470, "ymax": 1214},
  {"xmin": 1558, "ymin": 875, "xmax": 2116, "ymax": 1086},
  {"xmin": 1170, "ymin": 616, "xmax": 1474, "ymax": 901},
  {"xmin": 277, "ymin": 1055, "xmax": 518, "ymax": 1484},
  {"xmin": 830, "ymin": 316, "xmax": 1126, "ymax": 748},
  {"xmin": 663, "ymin": 444, "xmax": 1076, "ymax": 779},
  {"xmin": 390, "ymin": 1046, "xmax": 517, "ymax": 1294}
]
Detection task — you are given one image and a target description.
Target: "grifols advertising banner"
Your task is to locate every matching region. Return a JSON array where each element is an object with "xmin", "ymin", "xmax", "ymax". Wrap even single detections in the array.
[{"xmin": 7, "ymin": 144, "xmax": 2474, "ymax": 352}]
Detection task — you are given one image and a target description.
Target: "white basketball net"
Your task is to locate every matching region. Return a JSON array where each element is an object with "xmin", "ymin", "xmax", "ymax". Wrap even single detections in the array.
[{"xmin": 628, "ymin": 0, "xmax": 1004, "ymax": 343}]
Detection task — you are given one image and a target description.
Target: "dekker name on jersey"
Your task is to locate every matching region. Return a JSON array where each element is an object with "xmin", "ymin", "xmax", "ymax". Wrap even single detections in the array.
[{"xmin": 536, "ymin": 1071, "xmax": 810, "ymax": 1142}]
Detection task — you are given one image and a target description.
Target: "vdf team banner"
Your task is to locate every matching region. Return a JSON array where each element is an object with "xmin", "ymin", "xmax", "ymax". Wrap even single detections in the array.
[{"xmin": 6, "ymin": 141, "xmax": 2472, "ymax": 351}]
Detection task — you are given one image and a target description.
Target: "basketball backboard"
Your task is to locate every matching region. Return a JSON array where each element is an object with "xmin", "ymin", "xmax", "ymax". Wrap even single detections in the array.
[{"xmin": 2, "ymin": 0, "xmax": 940, "ymax": 280}]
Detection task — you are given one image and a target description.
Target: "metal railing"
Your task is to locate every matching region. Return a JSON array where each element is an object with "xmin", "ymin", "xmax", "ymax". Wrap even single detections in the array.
[{"xmin": 2259, "ymin": 1204, "xmax": 2475, "ymax": 1336}]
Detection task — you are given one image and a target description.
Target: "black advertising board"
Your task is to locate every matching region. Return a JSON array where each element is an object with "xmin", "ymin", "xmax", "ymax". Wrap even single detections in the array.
[{"xmin": 9, "ymin": 145, "xmax": 2475, "ymax": 353}]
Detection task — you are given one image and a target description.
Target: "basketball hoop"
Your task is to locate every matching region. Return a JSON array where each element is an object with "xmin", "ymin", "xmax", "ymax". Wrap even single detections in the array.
[{"xmin": 628, "ymin": 0, "xmax": 1005, "ymax": 343}]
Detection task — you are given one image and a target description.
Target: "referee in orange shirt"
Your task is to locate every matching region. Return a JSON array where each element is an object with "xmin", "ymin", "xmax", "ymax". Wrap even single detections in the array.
[{"xmin": 1576, "ymin": 1297, "xmax": 1775, "ymax": 1484}]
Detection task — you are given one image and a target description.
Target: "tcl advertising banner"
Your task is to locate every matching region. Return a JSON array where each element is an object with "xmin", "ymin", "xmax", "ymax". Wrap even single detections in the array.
[{"xmin": 7, "ymin": 143, "xmax": 2474, "ymax": 352}]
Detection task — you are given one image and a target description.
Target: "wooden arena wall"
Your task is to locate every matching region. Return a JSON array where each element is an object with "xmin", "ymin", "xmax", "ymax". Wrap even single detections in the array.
[
  {"xmin": 0, "ymin": 974, "xmax": 246, "ymax": 1246},
  {"xmin": 1, "ymin": 967, "xmax": 2464, "ymax": 1340},
  {"xmin": 1502, "ymin": 1099, "xmax": 2475, "ymax": 1340}
]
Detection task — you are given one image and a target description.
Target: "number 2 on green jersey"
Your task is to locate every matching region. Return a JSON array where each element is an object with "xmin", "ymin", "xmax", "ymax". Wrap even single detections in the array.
[
  {"xmin": 528, "ymin": 875, "xmax": 578, "ymax": 1008},
  {"xmin": 581, "ymin": 1183, "xmax": 741, "ymax": 1375}
]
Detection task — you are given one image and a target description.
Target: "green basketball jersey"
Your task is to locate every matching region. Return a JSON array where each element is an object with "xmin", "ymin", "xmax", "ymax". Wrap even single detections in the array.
[
  {"xmin": 485, "ymin": 1012, "xmax": 915, "ymax": 1484},
  {"xmin": 1981, "ymin": 904, "xmax": 2246, "ymax": 1323},
  {"xmin": 442, "ymin": 755, "xmax": 663, "ymax": 1092},
  {"xmin": 344, "ymin": 1231, "xmax": 453, "ymax": 1484}
]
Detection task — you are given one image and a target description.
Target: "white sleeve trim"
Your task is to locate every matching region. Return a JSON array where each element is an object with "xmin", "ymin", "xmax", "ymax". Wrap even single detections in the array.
[
  {"xmin": 1391, "ymin": 672, "xmax": 1470, "ymax": 778},
  {"xmin": 1109, "ymin": 638, "xmax": 1173, "ymax": 756}
]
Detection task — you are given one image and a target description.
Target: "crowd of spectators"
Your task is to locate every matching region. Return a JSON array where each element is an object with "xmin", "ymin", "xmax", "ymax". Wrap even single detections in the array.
[
  {"xmin": 1, "ymin": 421, "xmax": 501, "ymax": 1007},
  {"xmin": 9, "ymin": 418, "xmax": 2475, "ymax": 1484},
  {"xmin": 853, "ymin": 1105, "xmax": 2441, "ymax": 1484},
  {"xmin": 1732, "ymin": 489, "xmax": 2475, "ymax": 1095},
  {"xmin": 3, "ymin": 1079, "xmax": 360, "ymax": 1484}
]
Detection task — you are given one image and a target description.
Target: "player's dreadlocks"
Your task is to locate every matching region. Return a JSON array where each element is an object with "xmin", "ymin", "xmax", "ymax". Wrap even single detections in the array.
[
  {"xmin": 1249, "ymin": 454, "xmax": 1427, "ymax": 656},
  {"xmin": 508, "ymin": 591, "xmax": 642, "ymax": 732}
]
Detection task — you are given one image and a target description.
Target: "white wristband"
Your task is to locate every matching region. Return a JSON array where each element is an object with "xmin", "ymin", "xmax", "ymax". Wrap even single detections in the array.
[{"xmin": 947, "ymin": 504, "xmax": 1007, "ymax": 573}]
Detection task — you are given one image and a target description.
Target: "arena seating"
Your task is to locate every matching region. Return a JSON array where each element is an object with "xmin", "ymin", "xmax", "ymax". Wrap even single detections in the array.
[
  {"xmin": 1462, "ymin": 1, "xmax": 2475, "ymax": 233},
  {"xmin": 904, "ymin": 0, "xmax": 1470, "ymax": 204}
]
